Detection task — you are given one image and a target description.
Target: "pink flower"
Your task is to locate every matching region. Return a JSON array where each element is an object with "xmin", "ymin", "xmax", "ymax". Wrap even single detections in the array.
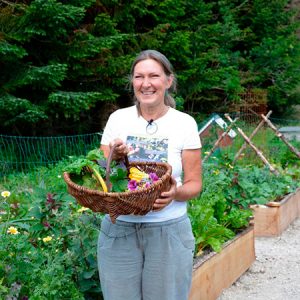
[
  {"xmin": 43, "ymin": 221, "xmax": 51, "ymax": 228},
  {"xmin": 128, "ymin": 180, "xmax": 138, "ymax": 191},
  {"xmin": 149, "ymin": 172, "xmax": 159, "ymax": 182}
]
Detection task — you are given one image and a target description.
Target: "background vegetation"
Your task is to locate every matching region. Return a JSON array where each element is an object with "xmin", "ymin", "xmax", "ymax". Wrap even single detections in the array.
[
  {"xmin": 1, "ymin": 0, "xmax": 300, "ymax": 135},
  {"xmin": 1, "ymin": 1, "xmax": 300, "ymax": 298},
  {"xmin": 1, "ymin": 132, "xmax": 300, "ymax": 298}
]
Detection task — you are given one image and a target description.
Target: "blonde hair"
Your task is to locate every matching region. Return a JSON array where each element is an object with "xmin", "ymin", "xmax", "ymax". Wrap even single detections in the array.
[{"xmin": 129, "ymin": 49, "xmax": 177, "ymax": 108}]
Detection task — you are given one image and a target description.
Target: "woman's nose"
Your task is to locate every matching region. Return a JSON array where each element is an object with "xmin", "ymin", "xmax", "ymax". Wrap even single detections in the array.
[{"xmin": 142, "ymin": 77, "xmax": 151, "ymax": 87}]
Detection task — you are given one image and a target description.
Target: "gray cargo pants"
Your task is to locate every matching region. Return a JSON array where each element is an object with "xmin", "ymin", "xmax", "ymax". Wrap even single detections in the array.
[{"xmin": 97, "ymin": 213, "xmax": 195, "ymax": 300}]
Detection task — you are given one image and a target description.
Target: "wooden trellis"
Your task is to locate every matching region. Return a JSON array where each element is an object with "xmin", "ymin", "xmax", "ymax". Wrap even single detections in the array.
[
  {"xmin": 202, "ymin": 111, "xmax": 300, "ymax": 176},
  {"xmin": 233, "ymin": 110, "xmax": 272, "ymax": 163},
  {"xmin": 225, "ymin": 113, "xmax": 279, "ymax": 176},
  {"xmin": 202, "ymin": 117, "xmax": 238, "ymax": 164}
]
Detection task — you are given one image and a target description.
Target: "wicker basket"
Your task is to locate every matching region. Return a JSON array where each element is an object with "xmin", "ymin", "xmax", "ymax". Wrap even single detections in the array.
[{"xmin": 63, "ymin": 145, "xmax": 172, "ymax": 223}]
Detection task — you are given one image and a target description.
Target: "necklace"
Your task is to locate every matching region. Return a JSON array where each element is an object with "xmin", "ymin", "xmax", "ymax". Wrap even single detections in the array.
[
  {"xmin": 146, "ymin": 119, "xmax": 158, "ymax": 135},
  {"xmin": 143, "ymin": 106, "xmax": 169, "ymax": 135}
]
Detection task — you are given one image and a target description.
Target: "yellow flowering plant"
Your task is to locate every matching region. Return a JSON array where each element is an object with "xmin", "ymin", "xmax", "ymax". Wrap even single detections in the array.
[
  {"xmin": 7, "ymin": 226, "xmax": 19, "ymax": 235},
  {"xmin": 42, "ymin": 236, "xmax": 53, "ymax": 243},
  {"xmin": 1, "ymin": 190, "xmax": 12, "ymax": 236},
  {"xmin": 1, "ymin": 191, "xmax": 11, "ymax": 198}
]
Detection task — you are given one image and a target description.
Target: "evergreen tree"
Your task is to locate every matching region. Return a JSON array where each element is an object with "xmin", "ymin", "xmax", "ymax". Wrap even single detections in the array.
[
  {"xmin": 229, "ymin": 0, "xmax": 300, "ymax": 113},
  {"xmin": 1, "ymin": 0, "xmax": 300, "ymax": 135},
  {"xmin": 0, "ymin": 0, "xmax": 133, "ymax": 135}
]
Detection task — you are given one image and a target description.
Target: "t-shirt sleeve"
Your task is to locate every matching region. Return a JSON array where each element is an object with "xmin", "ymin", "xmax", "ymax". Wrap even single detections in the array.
[
  {"xmin": 183, "ymin": 116, "xmax": 202, "ymax": 149},
  {"xmin": 100, "ymin": 112, "xmax": 119, "ymax": 145}
]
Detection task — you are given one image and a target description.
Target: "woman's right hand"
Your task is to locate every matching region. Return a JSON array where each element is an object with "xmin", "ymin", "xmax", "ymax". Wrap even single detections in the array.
[{"xmin": 109, "ymin": 138, "xmax": 128, "ymax": 160}]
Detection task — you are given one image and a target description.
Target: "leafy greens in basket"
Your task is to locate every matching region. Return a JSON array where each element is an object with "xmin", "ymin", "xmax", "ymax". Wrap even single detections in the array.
[
  {"xmin": 64, "ymin": 148, "xmax": 128, "ymax": 192},
  {"xmin": 64, "ymin": 148, "xmax": 161, "ymax": 193}
]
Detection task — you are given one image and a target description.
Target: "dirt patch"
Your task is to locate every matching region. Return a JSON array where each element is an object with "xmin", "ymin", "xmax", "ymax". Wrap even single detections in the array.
[{"xmin": 218, "ymin": 218, "xmax": 300, "ymax": 300}]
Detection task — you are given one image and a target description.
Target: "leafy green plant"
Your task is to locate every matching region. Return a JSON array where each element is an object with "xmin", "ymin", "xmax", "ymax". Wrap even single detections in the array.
[
  {"xmin": 189, "ymin": 153, "xmax": 300, "ymax": 257},
  {"xmin": 65, "ymin": 148, "xmax": 108, "ymax": 191},
  {"xmin": 0, "ymin": 168, "xmax": 103, "ymax": 299},
  {"xmin": 225, "ymin": 165, "xmax": 299, "ymax": 207},
  {"xmin": 64, "ymin": 148, "xmax": 130, "ymax": 193},
  {"xmin": 1, "ymin": 139, "xmax": 300, "ymax": 298},
  {"xmin": 189, "ymin": 167, "xmax": 252, "ymax": 255}
]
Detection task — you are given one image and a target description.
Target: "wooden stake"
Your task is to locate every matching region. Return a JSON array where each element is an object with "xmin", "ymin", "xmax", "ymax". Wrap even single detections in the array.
[
  {"xmin": 225, "ymin": 114, "xmax": 279, "ymax": 175},
  {"xmin": 261, "ymin": 114, "xmax": 300, "ymax": 159},
  {"xmin": 202, "ymin": 117, "xmax": 238, "ymax": 163},
  {"xmin": 234, "ymin": 110, "xmax": 273, "ymax": 163}
]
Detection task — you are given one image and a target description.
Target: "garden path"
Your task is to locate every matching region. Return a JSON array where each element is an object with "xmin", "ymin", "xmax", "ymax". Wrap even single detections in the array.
[{"xmin": 218, "ymin": 218, "xmax": 300, "ymax": 300}]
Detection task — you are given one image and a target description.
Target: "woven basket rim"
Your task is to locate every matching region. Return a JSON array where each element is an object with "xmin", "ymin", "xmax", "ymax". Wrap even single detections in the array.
[{"xmin": 63, "ymin": 161, "xmax": 172, "ymax": 197}]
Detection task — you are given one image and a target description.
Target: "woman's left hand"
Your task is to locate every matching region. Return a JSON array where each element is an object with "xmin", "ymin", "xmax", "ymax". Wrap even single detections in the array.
[{"xmin": 152, "ymin": 177, "xmax": 177, "ymax": 212}]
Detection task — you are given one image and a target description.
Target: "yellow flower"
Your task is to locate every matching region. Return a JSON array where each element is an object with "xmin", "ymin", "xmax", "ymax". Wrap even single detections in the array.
[
  {"xmin": 7, "ymin": 226, "xmax": 19, "ymax": 235},
  {"xmin": 213, "ymin": 169, "xmax": 220, "ymax": 175},
  {"xmin": 204, "ymin": 151, "xmax": 210, "ymax": 155},
  {"xmin": 1, "ymin": 191, "xmax": 11, "ymax": 198},
  {"xmin": 228, "ymin": 164, "xmax": 234, "ymax": 169},
  {"xmin": 43, "ymin": 236, "xmax": 53, "ymax": 243},
  {"xmin": 77, "ymin": 207, "xmax": 89, "ymax": 213},
  {"xmin": 128, "ymin": 167, "xmax": 149, "ymax": 182}
]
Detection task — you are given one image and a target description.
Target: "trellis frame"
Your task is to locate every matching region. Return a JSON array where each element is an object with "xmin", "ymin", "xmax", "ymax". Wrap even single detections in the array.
[{"xmin": 202, "ymin": 110, "xmax": 300, "ymax": 176}]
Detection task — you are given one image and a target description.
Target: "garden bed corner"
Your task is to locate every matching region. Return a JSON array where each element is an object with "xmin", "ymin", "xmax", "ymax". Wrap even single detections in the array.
[{"xmin": 189, "ymin": 224, "xmax": 255, "ymax": 300}]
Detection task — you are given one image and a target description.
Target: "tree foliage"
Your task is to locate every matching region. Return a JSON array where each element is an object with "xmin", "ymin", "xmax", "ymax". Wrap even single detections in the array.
[{"xmin": 0, "ymin": 0, "xmax": 300, "ymax": 135}]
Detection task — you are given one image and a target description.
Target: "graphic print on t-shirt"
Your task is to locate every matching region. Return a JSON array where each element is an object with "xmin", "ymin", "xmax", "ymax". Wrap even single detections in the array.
[{"xmin": 126, "ymin": 135, "xmax": 168, "ymax": 163}]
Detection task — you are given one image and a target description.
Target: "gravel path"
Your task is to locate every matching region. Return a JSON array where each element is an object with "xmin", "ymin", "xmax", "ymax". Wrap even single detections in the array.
[{"xmin": 218, "ymin": 218, "xmax": 300, "ymax": 300}]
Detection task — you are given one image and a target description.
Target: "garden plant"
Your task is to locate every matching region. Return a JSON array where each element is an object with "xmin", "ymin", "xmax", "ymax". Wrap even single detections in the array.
[{"xmin": 1, "ymin": 135, "xmax": 300, "ymax": 299}]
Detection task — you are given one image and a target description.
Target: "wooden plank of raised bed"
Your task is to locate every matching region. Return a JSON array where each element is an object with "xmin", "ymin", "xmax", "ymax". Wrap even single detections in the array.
[
  {"xmin": 251, "ymin": 189, "xmax": 300, "ymax": 237},
  {"xmin": 295, "ymin": 188, "xmax": 300, "ymax": 217},
  {"xmin": 189, "ymin": 225, "xmax": 255, "ymax": 300}
]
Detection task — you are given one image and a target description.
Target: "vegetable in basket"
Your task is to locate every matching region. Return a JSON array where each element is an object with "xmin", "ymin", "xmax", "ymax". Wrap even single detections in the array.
[
  {"xmin": 64, "ymin": 148, "xmax": 129, "ymax": 192},
  {"xmin": 64, "ymin": 149, "xmax": 108, "ymax": 191},
  {"xmin": 64, "ymin": 148, "xmax": 161, "ymax": 193}
]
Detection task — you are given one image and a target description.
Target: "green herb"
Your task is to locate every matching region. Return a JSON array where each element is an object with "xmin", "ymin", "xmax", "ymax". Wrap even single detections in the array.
[
  {"xmin": 64, "ymin": 148, "xmax": 129, "ymax": 192},
  {"xmin": 64, "ymin": 149, "xmax": 107, "ymax": 191}
]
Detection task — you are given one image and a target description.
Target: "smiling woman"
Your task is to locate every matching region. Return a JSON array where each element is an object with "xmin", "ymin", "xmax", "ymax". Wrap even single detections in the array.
[
  {"xmin": 98, "ymin": 49, "xmax": 202, "ymax": 300},
  {"xmin": 132, "ymin": 58, "xmax": 173, "ymax": 114}
]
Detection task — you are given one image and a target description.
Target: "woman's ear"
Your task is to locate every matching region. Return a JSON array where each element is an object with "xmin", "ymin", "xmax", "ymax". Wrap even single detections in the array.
[{"xmin": 167, "ymin": 74, "xmax": 174, "ymax": 89}]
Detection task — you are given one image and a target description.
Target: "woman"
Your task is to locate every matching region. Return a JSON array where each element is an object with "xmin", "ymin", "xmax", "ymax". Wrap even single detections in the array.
[{"xmin": 98, "ymin": 49, "xmax": 202, "ymax": 300}]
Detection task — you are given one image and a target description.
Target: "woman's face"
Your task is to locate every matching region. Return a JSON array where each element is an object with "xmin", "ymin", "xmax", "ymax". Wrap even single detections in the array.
[{"xmin": 132, "ymin": 58, "xmax": 173, "ymax": 107}]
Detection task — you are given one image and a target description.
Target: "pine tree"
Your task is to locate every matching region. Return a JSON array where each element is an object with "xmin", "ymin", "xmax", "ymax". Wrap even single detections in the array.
[{"xmin": 1, "ymin": 0, "xmax": 300, "ymax": 135}]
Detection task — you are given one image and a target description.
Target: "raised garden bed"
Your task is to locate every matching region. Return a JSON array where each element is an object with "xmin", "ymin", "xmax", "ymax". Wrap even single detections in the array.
[
  {"xmin": 250, "ymin": 188, "xmax": 300, "ymax": 237},
  {"xmin": 189, "ymin": 224, "xmax": 255, "ymax": 300}
]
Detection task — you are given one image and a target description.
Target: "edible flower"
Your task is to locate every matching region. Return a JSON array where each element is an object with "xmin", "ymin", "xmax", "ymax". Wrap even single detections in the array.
[
  {"xmin": 7, "ymin": 226, "xmax": 19, "ymax": 235},
  {"xmin": 1, "ymin": 191, "xmax": 11, "ymax": 198},
  {"xmin": 127, "ymin": 171, "xmax": 159, "ymax": 191},
  {"xmin": 128, "ymin": 180, "xmax": 138, "ymax": 191},
  {"xmin": 43, "ymin": 236, "xmax": 53, "ymax": 243},
  {"xmin": 128, "ymin": 167, "xmax": 149, "ymax": 182}
]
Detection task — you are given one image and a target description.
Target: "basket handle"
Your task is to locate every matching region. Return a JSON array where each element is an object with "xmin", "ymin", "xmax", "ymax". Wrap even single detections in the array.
[{"xmin": 105, "ymin": 143, "xmax": 129, "ymax": 192}]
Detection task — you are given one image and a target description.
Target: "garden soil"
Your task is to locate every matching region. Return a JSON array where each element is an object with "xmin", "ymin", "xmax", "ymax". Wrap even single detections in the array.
[{"xmin": 218, "ymin": 217, "xmax": 300, "ymax": 300}]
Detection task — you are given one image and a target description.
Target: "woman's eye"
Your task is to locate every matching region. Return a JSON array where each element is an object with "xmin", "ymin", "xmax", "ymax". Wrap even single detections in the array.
[{"xmin": 134, "ymin": 75, "xmax": 142, "ymax": 79}]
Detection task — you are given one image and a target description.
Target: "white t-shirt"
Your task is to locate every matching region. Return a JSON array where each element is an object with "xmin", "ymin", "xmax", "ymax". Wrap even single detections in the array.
[{"xmin": 101, "ymin": 105, "xmax": 201, "ymax": 222}]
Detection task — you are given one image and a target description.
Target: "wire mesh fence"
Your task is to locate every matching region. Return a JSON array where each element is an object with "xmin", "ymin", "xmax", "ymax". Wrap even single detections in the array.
[
  {"xmin": 0, "ymin": 132, "xmax": 102, "ymax": 177},
  {"xmin": 1, "ymin": 112, "xmax": 300, "ymax": 178}
]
